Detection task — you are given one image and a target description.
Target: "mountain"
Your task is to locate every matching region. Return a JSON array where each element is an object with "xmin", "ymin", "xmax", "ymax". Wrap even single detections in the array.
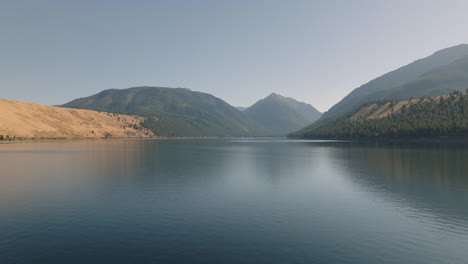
[
  {"xmin": 290, "ymin": 91, "xmax": 468, "ymax": 139},
  {"xmin": 317, "ymin": 44, "xmax": 468, "ymax": 124},
  {"xmin": 61, "ymin": 86, "xmax": 268, "ymax": 137},
  {"xmin": 244, "ymin": 93, "xmax": 322, "ymax": 135},
  {"xmin": 0, "ymin": 99, "xmax": 154, "ymax": 140},
  {"xmin": 383, "ymin": 55, "xmax": 468, "ymax": 99}
]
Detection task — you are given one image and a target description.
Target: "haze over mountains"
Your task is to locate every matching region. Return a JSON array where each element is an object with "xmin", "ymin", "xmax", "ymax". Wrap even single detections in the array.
[
  {"xmin": 2, "ymin": 44, "xmax": 468, "ymax": 140},
  {"xmin": 62, "ymin": 87, "xmax": 318, "ymax": 137},
  {"xmin": 244, "ymin": 93, "xmax": 321, "ymax": 134}
]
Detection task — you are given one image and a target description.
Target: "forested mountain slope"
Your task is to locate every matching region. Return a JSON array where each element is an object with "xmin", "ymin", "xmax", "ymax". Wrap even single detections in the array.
[
  {"xmin": 62, "ymin": 86, "xmax": 268, "ymax": 137},
  {"xmin": 290, "ymin": 91, "xmax": 468, "ymax": 139},
  {"xmin": 317, "ymin": 44, "xmax": 468, "ymax": 124}
]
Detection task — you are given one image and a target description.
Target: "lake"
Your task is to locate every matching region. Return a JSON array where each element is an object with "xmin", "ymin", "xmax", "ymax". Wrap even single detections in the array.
[{"xmin": 1, "ymin": 139, "xmax": 468, "ymax": 263}]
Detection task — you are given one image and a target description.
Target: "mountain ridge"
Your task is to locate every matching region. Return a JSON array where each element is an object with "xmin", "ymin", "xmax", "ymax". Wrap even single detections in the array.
[
  {"xmin": 62, "ymin": 86, "xmax": 270, "ymax": 137},
  {"xmin": 317, "ymin": 44, "xmax": 468, "ymax": 124}
]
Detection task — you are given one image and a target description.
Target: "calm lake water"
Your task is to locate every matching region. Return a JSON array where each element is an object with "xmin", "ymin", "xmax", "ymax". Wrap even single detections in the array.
[{"xmin": 1, "ymin": 139, "xmax": 468, "ymax": 263}]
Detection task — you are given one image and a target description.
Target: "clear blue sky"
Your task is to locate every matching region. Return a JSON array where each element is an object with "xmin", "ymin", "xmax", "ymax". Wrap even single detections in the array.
[{"xmin": 1, "ymin": 0, "xmax": 468, "ymax": 111}]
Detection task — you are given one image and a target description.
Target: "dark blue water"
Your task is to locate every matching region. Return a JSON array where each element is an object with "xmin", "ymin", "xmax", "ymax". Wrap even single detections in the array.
[{"xmin": 1, "ymin": 139, "xmax": 468, "ymax": 263}]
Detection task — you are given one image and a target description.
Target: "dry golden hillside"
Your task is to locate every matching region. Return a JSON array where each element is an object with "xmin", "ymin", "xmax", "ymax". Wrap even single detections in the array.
[
  {"xmin": 350, "ymin": 95, "xmax": 449, "ymax": 121},
  {"xmin": 0, "ymin": 99, "xmax": 155, "ymax": 140}
]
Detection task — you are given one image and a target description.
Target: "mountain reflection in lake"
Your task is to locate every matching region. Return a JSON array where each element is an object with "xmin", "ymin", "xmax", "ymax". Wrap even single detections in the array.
[{"xmin": 1, "ymin": 139, "xmax": 467, "ymax": 264}]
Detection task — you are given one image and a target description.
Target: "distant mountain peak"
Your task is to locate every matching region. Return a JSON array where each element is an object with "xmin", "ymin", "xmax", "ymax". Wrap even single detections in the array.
[
  {"xmin": 245, "ymin": 93, "xmax": 322, "ymax": 135},
  {"xmin": 264, "ymin": 93, "xmax": 297, "ymax": 104},
  {"xmin": 265, "ymin": 92, "xmax": 282, "ymax": 99}
]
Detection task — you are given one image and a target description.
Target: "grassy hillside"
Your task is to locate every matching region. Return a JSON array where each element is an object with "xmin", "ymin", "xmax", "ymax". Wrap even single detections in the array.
[
  {"xmin": 62, "ymin": 86, "xmax": 268, "ymax": 137},
  {"xmin": 290, "ymin": 91, "xmax": 468, "ymax": 139},
  {"xmin": 317, "ymin": 44, "xmax": 468, "ymax": 124},
  {"xmin": 0, "ymin": 99, "xmax": 154, "ymax": 140},
  {"xmin": 244, "ymin": 93, "xmax": 321, "ymax": 134}
]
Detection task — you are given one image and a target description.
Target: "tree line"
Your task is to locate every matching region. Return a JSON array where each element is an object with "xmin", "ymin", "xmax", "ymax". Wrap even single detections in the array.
[{"xmin": 0, "ymin": 135, "xmax": 16, "ymax": 141}]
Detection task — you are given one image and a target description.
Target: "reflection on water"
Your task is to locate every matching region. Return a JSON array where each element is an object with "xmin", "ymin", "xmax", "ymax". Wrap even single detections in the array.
[
  {"xmin": 0, "ymin": 139, "xmax": 468, "ymax": 264},
  {"xmin": 329, "ymin": 142, "xmax": 468, "ymax": 219}
]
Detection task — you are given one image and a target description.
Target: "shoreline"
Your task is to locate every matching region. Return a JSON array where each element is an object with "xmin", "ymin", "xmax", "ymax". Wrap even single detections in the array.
[
  {"xmin": 0, "ymin": 136, "xmax": 281, "ymax": 144},
  {"xmin": 1, "ymin": 135, "xmax": 468, "ymax": 145},
  {"xmin": 0, "ymin": 137, "xmax": 158, "ymax": 145},
  {"xmin": 289, "ymin": 136, "xmax": 468, "ymax": 144}
]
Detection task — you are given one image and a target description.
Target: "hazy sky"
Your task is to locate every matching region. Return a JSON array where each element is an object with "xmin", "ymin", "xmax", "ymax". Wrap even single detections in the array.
[{"xmin": 1, "ymin": 0, "xmax": 468, "ymax": 111}]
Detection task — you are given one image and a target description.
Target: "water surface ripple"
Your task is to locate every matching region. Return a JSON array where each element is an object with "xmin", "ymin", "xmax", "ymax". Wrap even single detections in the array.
[{"xmin": 1, "ymin": 139, "xmax": 467, "ymax": 263}]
